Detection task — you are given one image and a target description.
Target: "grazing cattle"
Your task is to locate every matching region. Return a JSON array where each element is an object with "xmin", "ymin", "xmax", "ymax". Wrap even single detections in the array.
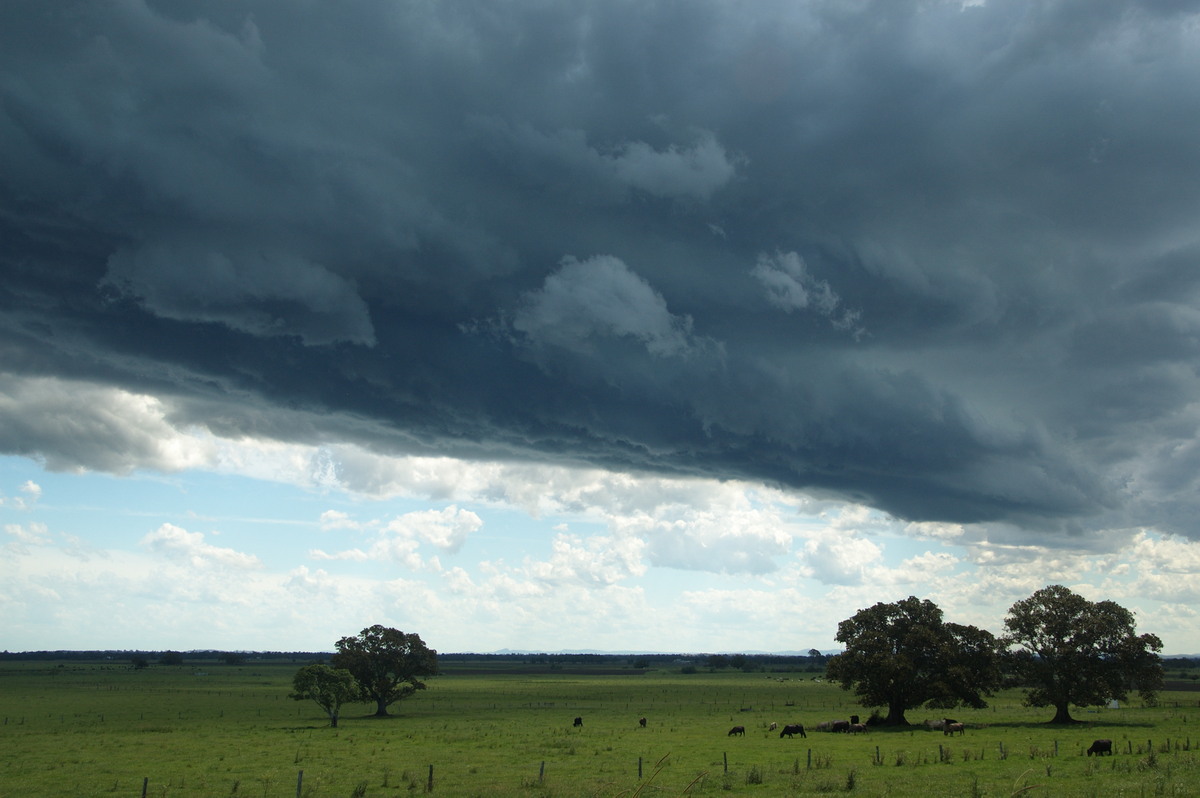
[
  {"xmin": 638, "ymin": 716, "xmax": 647, "ymax": 728},
  {"xmin": 768, "ymin": 722, "xmax": 777, "ymax": 731},
  {"xmin": 831, "ymin": 720, "xmax": 851, "ymax": 733},
  {"xmin": 728, "ymin": 725, "xmax": 746, "ymax": 736},
  {"xmin": 850, "ymin": 715, "xmax": 860, "ymax": 725},
  {"xmin": 573, "ymin": 717, "xmax": 583, "ymax": 727},
  {"xmin": 814, "ymin": 721, "xmax": 834, "ymax": 732},
  {"xmin": 1087, "ymin": 739, "xmax": 1113, "ymax": 756},
  {"xmin": 849, "ymin": 723, "xmax": 868, "ymax": 734},
  {"xmin": 944, "ymin": 722, "xmax": 965, "ymax": 736},
  {"xmin": 779, "ymin": 724, "xmax": 806, "ymax": 738}
]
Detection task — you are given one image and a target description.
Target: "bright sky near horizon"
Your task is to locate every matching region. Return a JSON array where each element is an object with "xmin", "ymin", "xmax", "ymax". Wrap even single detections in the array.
[
  {"xmin": 4, "ymin": 0, "xmax": 1200, "ymax": 655},
  {"xmin": 4, "ymin": 443, "xmax": 1196, "ymax": 655}
]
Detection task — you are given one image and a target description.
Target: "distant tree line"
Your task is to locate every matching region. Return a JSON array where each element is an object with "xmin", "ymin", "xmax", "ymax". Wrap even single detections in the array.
[
  {"xmin": 435, "ymin": 651, "xmax": 827, "ymax": 673},
  {"xmin": 0, "ymin": 650, "xmax": 334, "ymax": 663},
  {"xmin": 0, "ymin": 649, "xmax": 837, "ymax": 668}
]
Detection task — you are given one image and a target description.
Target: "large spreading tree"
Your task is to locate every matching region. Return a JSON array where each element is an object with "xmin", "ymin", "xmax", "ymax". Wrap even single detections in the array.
[
  {"xmin": 1003, "ymin": 584, "xmax": 1163, "ymax": 724},
  {"xmin": 290, "ymin": 664, "xmax": 358, "ymax": 728},
  {"xmin": 825, "ymin": 596, "xmax": 1002, "ymax": 726},
  {"xmin": 331, "ymin": 625, "xmax": 439, "ymax": 717}
]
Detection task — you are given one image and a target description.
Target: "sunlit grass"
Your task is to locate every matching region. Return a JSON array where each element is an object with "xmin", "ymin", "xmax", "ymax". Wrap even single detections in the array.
[{"xmin": 0, "ymin": 659, "xmax": 1196, "ymax": 796}]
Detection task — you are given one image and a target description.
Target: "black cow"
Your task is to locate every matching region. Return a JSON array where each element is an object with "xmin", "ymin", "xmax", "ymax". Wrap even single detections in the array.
[
  {"xmin": 573, "ymin": 716, "xmax": 583, "ymax": 727},
  {"xmin": 638, "ymin": 716, "xmax": 647, "ymax": 728},
  {"xmin": 1087, "ymin": 739, "xmax": 1113, "ymax": 756},
  {"xmin": 728, "ymin": 725, "xmax": 745, "ymax": 736},
  {"xmin": 831, "ymin": 720, "xmax": 851, "ymax": 733},
  {"xmin": 779, "ymin": 724, "xmax": 806, "ymax": 738}
]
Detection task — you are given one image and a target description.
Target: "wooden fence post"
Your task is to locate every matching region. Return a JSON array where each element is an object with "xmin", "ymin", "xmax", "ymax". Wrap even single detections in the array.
[
  {"xmin": 539, "ymin": 761, "xmax": 545, "ymax": 783},
  {"xmin": 427, "ymin": 764, "xmax": 434, "ymax": 792},
  {"xmin": 141, "ymin": 777, "xmax": 148, "ymax": 798},
  {"xmin": 638, "ymin": 757, "xmax": 643, "ymax": 779},
  {"xmin": 296, "ymin": 770, "xmax": 303, "ymax": 798},
  {"xmin": 723, "ymin": 752, "xmax": 728, "ymax": 773}
]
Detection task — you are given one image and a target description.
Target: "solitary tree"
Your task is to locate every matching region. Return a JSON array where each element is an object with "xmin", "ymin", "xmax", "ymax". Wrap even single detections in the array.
[
  {"xmin": 290, "ymin": 664, "xmax": 358, "ymax": 728},
  {"xmin": 331, "ymin": 625, "xmax": 438, "ymax": 717},
  {"xmin": 826, "ymin": 596, "xmax": 1002, "ymax": 725},
  {"xmin": 1003, "ymin": 584, "xmax": 1163, "ymax": 724}
]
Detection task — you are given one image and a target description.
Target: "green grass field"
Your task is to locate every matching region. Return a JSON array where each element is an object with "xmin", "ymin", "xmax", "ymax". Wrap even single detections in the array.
[{"xmin": 0, "ymin": 658, "xmax": 1196, "ymax": 797}]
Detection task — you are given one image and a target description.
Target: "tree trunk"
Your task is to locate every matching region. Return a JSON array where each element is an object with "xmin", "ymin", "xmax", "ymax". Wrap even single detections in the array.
[
  {"xmin": 1048, "ymin": 702, "xmax": 1075, "ymax": 724},
  {"xmin": 374, "ymin": 699, "xmax": 390, "ymax": 717},
  {"xmin": 885, "ymin": 700, "xmax": 908, "ymax": 726},
  {"xmin": 329, "ymin": 712, "xmax": 338, "ymax": 728}
]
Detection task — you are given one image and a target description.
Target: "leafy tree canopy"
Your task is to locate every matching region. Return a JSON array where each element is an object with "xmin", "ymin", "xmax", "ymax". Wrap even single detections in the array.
[
  {"xmin": 1003, "ymin": 584, "xmax": 1163, "ymax": 723},
  {"xmin": 826, "ymin": 596, "xmax": 1001, "ymax": 726},
  {"xmin": 290, "ymin": 664, "xmax": 358, "ymax": 728},
  {"xmin": 330, "ymin": 625, "xmax": 438, "ymax": 717}
]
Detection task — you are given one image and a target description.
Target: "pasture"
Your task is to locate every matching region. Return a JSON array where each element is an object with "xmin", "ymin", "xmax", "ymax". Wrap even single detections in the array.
[{"xmin": 0, "ymin": 658, "xmax": 1197, "ymax": 797}]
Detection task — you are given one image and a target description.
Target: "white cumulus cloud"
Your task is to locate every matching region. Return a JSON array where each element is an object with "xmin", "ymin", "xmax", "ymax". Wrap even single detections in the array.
[{"xmin": 141, "ymin": 523, "xmax": 262, "ymax": 570}]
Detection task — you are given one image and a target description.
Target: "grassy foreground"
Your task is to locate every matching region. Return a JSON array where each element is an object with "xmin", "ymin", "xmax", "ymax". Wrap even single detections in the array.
[{"xmin": 0, "ymin": 658, "xmax": 1196, "ymax": 797}]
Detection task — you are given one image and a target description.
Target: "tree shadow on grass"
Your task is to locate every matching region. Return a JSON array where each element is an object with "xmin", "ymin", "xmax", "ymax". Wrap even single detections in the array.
[
  {"xmin": 864, "ymin": 718, "xmax": 1159, "ymax": 733},
  {"xmin": 285, "ymin": 724, "xmax": 339, "ymax": 731},
  {"xmin": 979, "ymin": 719, "xmax": 1161, "ymax": 730},
  {"xmin": 905, "ymin": 720, "xmax": 1159, "ymax": 732}
]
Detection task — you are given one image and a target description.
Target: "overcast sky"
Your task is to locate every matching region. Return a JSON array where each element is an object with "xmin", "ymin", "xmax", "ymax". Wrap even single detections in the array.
[{"xmin": 3, "ymin": 0, "xmax": 1200, "ymax": 655}]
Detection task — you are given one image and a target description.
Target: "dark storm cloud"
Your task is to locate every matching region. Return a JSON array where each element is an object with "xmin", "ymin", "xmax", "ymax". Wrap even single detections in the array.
[{"xmin": 4, "ymin": 0, "xmax": 1200, "ymax": 538}]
